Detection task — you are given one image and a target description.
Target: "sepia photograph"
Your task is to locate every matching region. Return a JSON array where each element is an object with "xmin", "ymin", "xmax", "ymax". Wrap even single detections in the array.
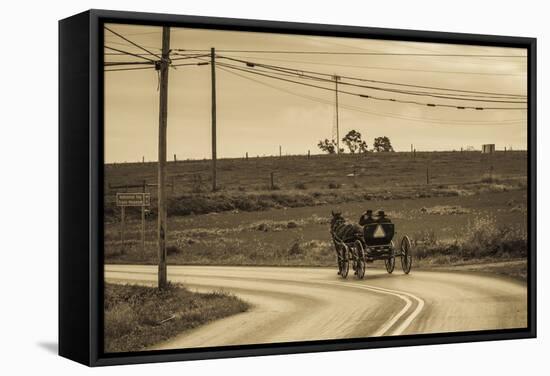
[{"xmin": 102, "ymin": 22, "xmax": 528, "ymax": 354}]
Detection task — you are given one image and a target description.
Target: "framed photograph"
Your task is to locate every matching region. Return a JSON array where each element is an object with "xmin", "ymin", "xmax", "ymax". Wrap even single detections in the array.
[{"xmin": 59, "ymin": 9, "xmax": 536, "ymax": 366}]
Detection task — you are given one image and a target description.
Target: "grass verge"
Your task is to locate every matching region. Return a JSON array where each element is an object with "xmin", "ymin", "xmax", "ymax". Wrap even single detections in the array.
[
  {"xmin": 104, "ymin": 283, "xmax": 249, "ymax": 353},
  {"xmin": 419, "ymin": 259, "xmax": 527, "ymax": 281}
]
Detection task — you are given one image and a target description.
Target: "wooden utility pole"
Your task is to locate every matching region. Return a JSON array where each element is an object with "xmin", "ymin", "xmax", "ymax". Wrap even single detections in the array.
[
  {"xmin": 334, "ymin": 75, "xmax": 341, "ymax": 154},
  {"xmin": 120, "ymin": 206, "xmax": 125, "ymax": 254},
  {"xmin": 211, "ymin": 47, "xmax": 217, "ymax": 192},
  {"xmin": 157, "ymin": 26, "xmax": 170, "ymax": 290}
]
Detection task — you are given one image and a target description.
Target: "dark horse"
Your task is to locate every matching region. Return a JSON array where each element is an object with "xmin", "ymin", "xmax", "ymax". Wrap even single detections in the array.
[
  {"xmin": 330, "ymin": 211, "xmax": 363, "ymax": 275},
  {"xmin": 330, "ymin": 211, "xmax": 362, "ymax": 243}
]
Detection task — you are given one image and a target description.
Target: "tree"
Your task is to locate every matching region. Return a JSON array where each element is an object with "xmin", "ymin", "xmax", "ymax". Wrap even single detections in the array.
[
  {"xmin": 317, "ymin": 139, "xmax": 337, "ymax": 154},
  {"xmin": 358, "ymin": 140, "xmax": 368, "ymax": 154},
  {"xmin": 342, "ymin": 130, "xmax": 366, "ymax": 154},
  {"xmin": 373, "ymin": 136, "xmax": 394, "ymax": 152}
]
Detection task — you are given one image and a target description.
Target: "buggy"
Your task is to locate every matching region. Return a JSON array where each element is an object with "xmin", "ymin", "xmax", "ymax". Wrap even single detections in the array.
[{"xmin": 331, "ymin": 220, "xmax": 412, "ymax": 279}]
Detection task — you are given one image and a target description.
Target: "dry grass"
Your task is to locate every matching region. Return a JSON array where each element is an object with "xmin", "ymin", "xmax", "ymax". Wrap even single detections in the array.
[
  {"xmin": 413, "ymin": 215, "xmax": 527, "ymax": 265},
  {"xmin": 104, "ymin": 283, "xmax": 249, "ymax": 353},
  {"xmin": 104, "ymin": 151, "xmax": 527, "ymax": 220},
  {"xmin": 105, "ymin": 188, "xmax": 527, "ymax": 271}
]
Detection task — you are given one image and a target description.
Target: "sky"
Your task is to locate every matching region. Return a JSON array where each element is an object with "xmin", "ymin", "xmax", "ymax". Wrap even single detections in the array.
[{"xmin": 104, "ymin": 24, "xmax": 528, "ymax": 163}]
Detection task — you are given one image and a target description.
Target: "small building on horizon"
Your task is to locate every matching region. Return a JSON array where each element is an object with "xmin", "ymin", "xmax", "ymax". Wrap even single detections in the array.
[{"xmin": 482, "ymin": 144, "xmax": 496, "ymax": 154}]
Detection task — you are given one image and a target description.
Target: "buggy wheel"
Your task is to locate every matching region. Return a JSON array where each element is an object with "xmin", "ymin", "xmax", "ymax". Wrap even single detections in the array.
[
  {"xmin": 385, "ymin": 257, "xmax": 395, "ymax": 274},
  {"xmin": 340, "ymin": 259, "xmax": 350, "ymax": 279},
  {"xmin": 340, "ymin": 245, "xmax": 350, "ymax": 279},
  {"xmin": 400, "ymin": 235, "xmax": 413, "ymax": 274},
  {"xmin": 354, "ymin": 240, "xmax": 366, "ymax": 279},
  {"xmin": 385, "ymin": 240, "xmax": 396, "ymax": 273}
]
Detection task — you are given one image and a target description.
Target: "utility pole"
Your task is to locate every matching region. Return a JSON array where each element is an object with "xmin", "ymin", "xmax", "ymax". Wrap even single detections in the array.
[
  {"xmin": 211, "ymin": 47, "xmax": 217, "ymax": 192},
  {"xmin": 157, "ymin": 26, "xmax": 170, "ymax": 290},
  {"xmin": 334, "ymin": 75, "xmax": 341, "ymax": 155}
]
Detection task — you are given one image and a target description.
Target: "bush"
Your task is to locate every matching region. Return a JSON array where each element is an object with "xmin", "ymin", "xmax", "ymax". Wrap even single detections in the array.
[
  {"xmin": 295, "ymin": 182, "xmax": 307, "ymax": 190},
  {"xmin": 412, "ymin": 215, "xmax": 527, "ymax": 262},
  {"xmin": 328, "ymin": 182, "xmax": 341, "ymax": 189},
  {"xmin": 166, "ymin": 245, "xmax": 182, "ymax": 255},
  {"xmin": 287, "ymin": 221, "xmax": 299, "ymax": 229},
  {"xmin": 288, "ymin": 238, "xmax": 304, "ymax": 256}
]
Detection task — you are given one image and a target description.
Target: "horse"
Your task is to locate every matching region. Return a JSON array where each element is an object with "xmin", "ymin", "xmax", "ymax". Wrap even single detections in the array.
[
  {"xmin": 330, "ymin": 211, "xmax": 363, "ymax": 275},
  {"xmin": 330, "ymin": 211, "xmax": 362, "ymax": 243}
]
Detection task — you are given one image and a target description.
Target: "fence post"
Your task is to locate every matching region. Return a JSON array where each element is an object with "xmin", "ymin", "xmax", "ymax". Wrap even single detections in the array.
[
  {"xmin": 426, "ymin": 166, "xmax": 430, "ymax": 185},
  {"xmin": 270, "ymin": 172, "xmax": 275, "ymax": 190}
]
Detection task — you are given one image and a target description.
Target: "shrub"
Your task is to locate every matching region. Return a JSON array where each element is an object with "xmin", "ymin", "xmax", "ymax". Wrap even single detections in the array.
[
  {"xmin": 328, "ymin": 182, "xmax": 341, "ymax": 189},
  {"xmin": 295, "ymin": 182, "xmax": 307, "ymax": 190},
  {"xmin": 166, "ymin": 245, "xmax": 182, "ymax": 255},
  {"xmin": 288, "ymin": 238, "xmax": 304, "ymax": 256},
  {"xmin": 287, "ymin": 221, "xmax": 298, "ymax": 229}
]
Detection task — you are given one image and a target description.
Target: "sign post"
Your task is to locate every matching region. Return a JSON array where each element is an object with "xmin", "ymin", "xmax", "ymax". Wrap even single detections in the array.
[
  {"xmin": 120, "ymin": 206, "xmax": 125, "ymax": 252},
  {"xmin": 116, "ymin": 192, "xmax": 151, "ymax": 254}
]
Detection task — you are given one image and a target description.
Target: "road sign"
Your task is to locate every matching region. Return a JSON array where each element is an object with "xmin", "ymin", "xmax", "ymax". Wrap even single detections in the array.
[
  {"xmin": 116, "ymin": 192, "xmax": 151, "ymax": 255},
  {"xmin": 116, "ymin": 192, "xmax": 151, "ymax": 207}
]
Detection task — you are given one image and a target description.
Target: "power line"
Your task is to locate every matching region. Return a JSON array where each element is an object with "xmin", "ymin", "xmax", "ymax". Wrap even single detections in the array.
[
  {"xmin": 217, "ymin": 66, "xmax": 525, "ymax": 125},
  {"xmin": 170, "ymin": 53, "xmax": 211, "ymax": 61},
  {"xmin": 104, "ymin": 61, "xmax": 155, "ymax": 67},
  {"xmin": 217, "ymin": 55, "xmax": 526, "ymax": 99},
  {"xmin": 175, "ymin": 48, "xmax": 525, "ymax": 58},
  {"xmin": 103, "ymin": 40, "xmax": 162, "ymax": 51},
  {"xmin": 104, "ymin": 45, "xmax": 156, "ymax": 63},
  {"xmin": 104, "ymin": 26, "xmax": 162, "ymax": 60},
  {"xmin": 105, "ymin": 66, "xmax": 157, "ymax": 72},
  {"xmin": 171, "ymin": 62, "xmax": 209, "ymax": 68},
  {"xmin": 212, "ymin": 53, "xmax": 525, "ymax": 77},
  {"xmin": 216, "ymin": 62, "xmax": 526, "ymax": 110},
  {"xmin": 217, "ymin": 58, "xmax": 526, "ymax": 104}
]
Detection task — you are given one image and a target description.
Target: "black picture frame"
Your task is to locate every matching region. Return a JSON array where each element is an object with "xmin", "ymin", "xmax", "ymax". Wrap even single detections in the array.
[{"xmin": 59, "ymin": 9, "xmax": 537, "ymax": 367}]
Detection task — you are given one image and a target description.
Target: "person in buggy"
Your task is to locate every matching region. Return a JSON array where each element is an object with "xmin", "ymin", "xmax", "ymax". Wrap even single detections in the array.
[
  {"xmin": 376, "ymin": 210, "xmax": 392, "ymax": 224},
  {"xmin": 359, "ymin": 209, "xmax": 392, "ymax": 226},
  {"xmin": 359, "ymin": 209, "xmax": 375, "ymax": 226}
]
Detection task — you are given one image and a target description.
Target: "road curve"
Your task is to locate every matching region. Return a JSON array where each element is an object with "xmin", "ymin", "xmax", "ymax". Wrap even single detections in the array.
[{"xmin": 104, "ymin": 265, "xmax": 527, "ymax": 350}]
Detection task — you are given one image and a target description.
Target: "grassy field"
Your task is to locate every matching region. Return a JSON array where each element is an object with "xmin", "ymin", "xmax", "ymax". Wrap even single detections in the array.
[
  {"xmin": 104, "ymin": 151, "xmax": 527, "ymax": 218},
  {"xmin": 104, "ymin": 283, "xmax": 249, "ymax": 353},
  {"xmin": 104, "ymin": 151, "xmax": 528, "ymax": 277}
]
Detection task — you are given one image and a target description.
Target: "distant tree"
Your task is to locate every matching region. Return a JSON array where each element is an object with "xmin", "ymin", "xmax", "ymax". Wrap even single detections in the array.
[
  {"xmin": 373, "ymin": 136, "xmax": 394, "ymax": 152},
  {"xmin": 317, "ymin": 139, "xmax": 337, "ymax": 154},
  {"xmin": 342, "ymin": 130, "xmax": 366, "ymax": 154},
  {"xmin": 358, "ymin": 140, "xmax": 368, "ymax": 154}
]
